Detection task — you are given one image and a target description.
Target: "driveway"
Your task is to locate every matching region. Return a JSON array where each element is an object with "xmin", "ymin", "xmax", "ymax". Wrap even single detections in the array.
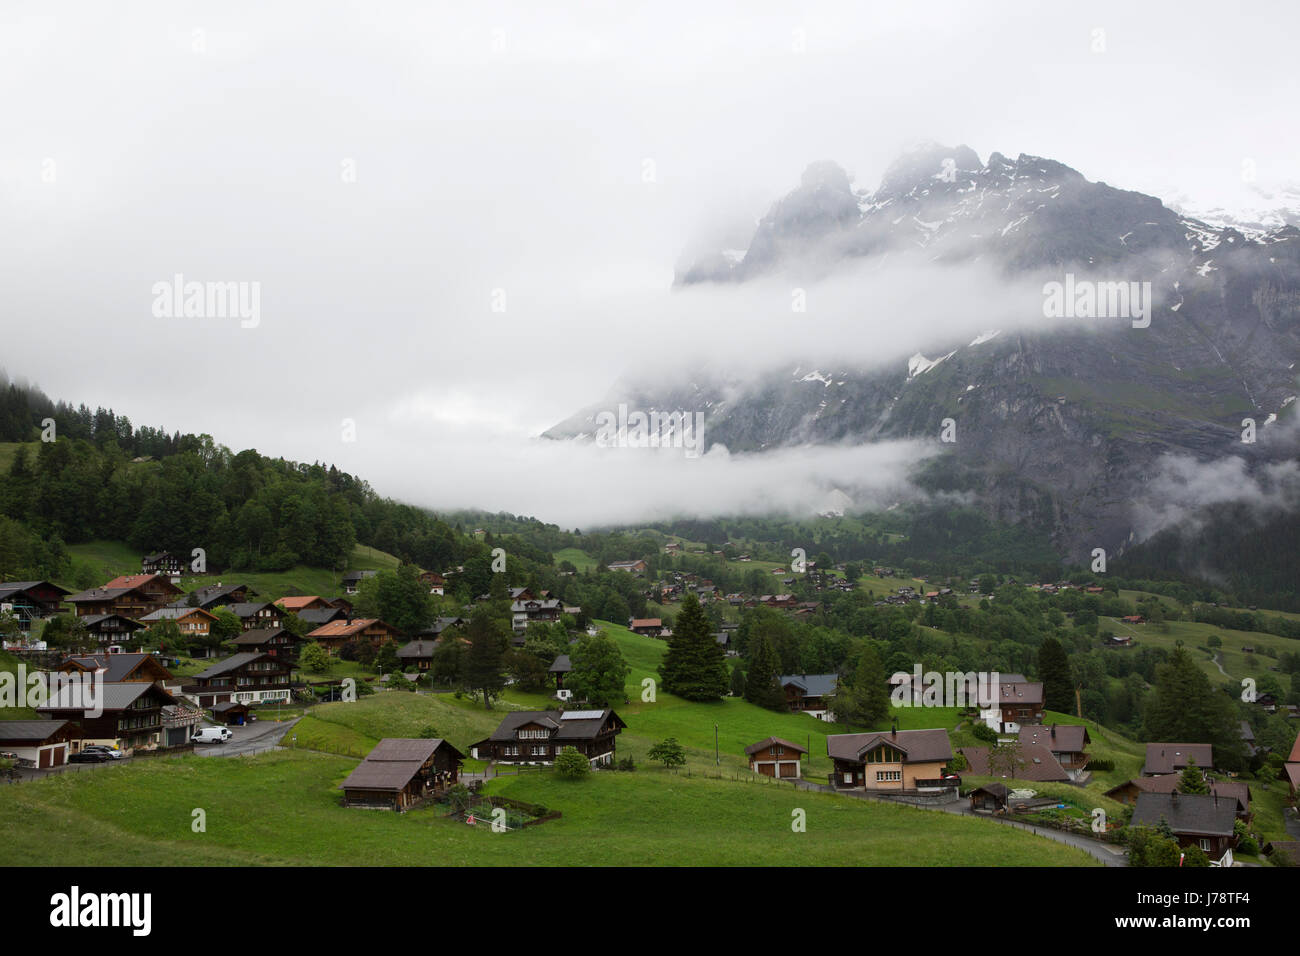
[{"xmin": 193, "ymin": 717, "xmax": 300, "ymax": 758}]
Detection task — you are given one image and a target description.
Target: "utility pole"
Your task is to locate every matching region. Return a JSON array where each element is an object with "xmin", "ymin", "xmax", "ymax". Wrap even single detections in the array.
[{"xmin": 714, "ymin": 724, "xmax": 719, "ymax": 765}]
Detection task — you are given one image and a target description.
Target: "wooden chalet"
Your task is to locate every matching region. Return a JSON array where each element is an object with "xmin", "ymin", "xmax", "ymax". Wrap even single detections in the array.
[
  {"xmin": 165, "ymin": 583, "xmax": 251, "ymax": 611},
  {"xmin": 296, "ymin": 606, "xmax": 347, "ymax": 628},
  {"xmin": 275, "ymin": 595, "xmax": 335, "ymax": 615},
  {"xmin": 958, "ymin": 744, "xmax": 1071, "ymax": 783},
  {"xmin": 341, "ymin": 570, "xmax": 378, "ymax": 594},
  {"xmin": 511, "ymin": 598, "xmax": 562, "ymax": 632},
  {"xmin": 1130, "ymin": 791, "xmax": 1238, "ymax": 862},
  {"xmin": 745, "ymin": 736, "xmax": 808, "ymax": 778},
  {"xmin": 1105, "ymin": 776, "xmax": 1251, "ymax": 821},
  {"xmin": 0, "ymin": 581, "xmax": 71, "ymax": 626},
  {"xmin": 418, "ymin": 571, "xmax": 447, "ymax": 595},
  {"xmin": 606, "ymin": 560, "xmax": 647, "ymax": 574},
  {"xmin": 139, "ymin": 605, "xmax": 219, "ymax": 638},
  {"xmin": 226, "ymin": 601, "xmax": 286, "ymax": 631},
  {"xmin": 471, "ymin": 709, "xmax": 625, "ymax": 766},
  {"xmin": 778, "ymin": 673, "xmax": 838, "ymax": 719},
  {"xmin": 59, "ymin": 651, "xmax": 175, "ymax": 685},
  {"xmin": 396, "ymin": 640, "xmax": 437, "ymax": 672},
  {"xmin": 38, "ymin": 680, "xmax": 180, "ymax": 754},
  {"xmin": 65, "ymin": 575, "xmax": 182, "ymax": 620},
  {"xmin": 1018, "ymin": 724, "xmax": 1090, "ymax": 777},
  {"xmin": 982, "ymin": 680, "xmax": 1045, "ymax": 733},
  {"xmin": 186, "ymin": 652, "xmax": 293, "ymax": 707},
  {"xmin": 226, "ymin": 627, "xmax": 301, "ymax": 659},
  {"xmin": 339, "ymin": 738, "xmax": 465, "ymax": 810},
  {"xmin": 828, "ymin": 728, "xmax": 953, "ymax": 791},
  {"xmin": 628, "ymin": 618, "xmax": 663, "ymax": 636},
  {"xmin": 78, "ymin": 613, "xmax": 146, "ymax": 648},
  {"xmin": 306, "ymin": 618, "xmax": 402, "ymax": 655},
  {"xmin": 141, "ymin": 551, "xmax": 187, "ymax": 578},
  {"xmin": 1142, "ymin": 743, "xmax": 1214, "ymax": 776}
]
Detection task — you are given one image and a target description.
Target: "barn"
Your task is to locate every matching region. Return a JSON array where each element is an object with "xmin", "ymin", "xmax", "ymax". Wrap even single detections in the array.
[{"xmin": 745, "ymin": 736, "xmax": 808, "ymax": 779}]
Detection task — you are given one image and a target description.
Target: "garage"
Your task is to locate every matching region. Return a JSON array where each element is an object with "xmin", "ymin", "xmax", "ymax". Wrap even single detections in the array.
[
  {"xmin": 0, "ymin": 720, "xmax": 73, "ymax": 769},
  {"xmin": 744, "ymin": 736, "xmax": 808, "ymax": 781}
]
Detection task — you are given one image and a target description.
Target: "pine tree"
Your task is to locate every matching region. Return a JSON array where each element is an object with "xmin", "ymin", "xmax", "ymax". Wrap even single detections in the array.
[
  {"xmin": 659, "ymin": 593, "xmax": 728, "ymax": 702},
  {"xmin": 1038, "ymin": 637, "xmax": 1074, "ymax": 713},
  {"xmin": 744, "ymin": 632, "xmax": 786, "ymax": 709},
  {"xmin": 1177, "ymin": 757, "xmax": 1210, "ymax": 794},
  {"xmin": 463, "ymin": 606, "xmax": 508, "ymax": 709}
]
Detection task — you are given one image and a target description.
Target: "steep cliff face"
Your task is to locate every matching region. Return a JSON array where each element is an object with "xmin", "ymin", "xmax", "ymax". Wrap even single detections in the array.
[{"xmin": 546, "ymin": 146, "xmax": 1300, "ymax": 560}]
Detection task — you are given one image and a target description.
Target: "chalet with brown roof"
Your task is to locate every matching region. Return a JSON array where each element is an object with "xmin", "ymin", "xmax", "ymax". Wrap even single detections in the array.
[
  {"xmin": 828, "ymin": 728, "xmax": 952, "ymax": 791},
  {"xmin": 225, "ymin": 601, "xmax": 285, "ymax": 631},
  {"xmin": 628, "ymin": 618, "xmax": 663, "ymax": 636},
  {"xmin": 227, "ymin": 626, "xmax": 301, "ymax": 659},
  {"xmin": 959, "ymin": 744, "xmax": 1071, "ymax": 783},
  {"xmin": 779, "ymin": 673, "xmax": 838, "ymax": 720},
  {"xmin": 186, "ymin": 651, "xmax": 293, "ymax": 707},
  {"xmin": 37, "ymin": 680, "xmax": 181, "ymax": 754},
  {"xmin": 77, "ymin": 613, "xmax": 146, "ymax": 648},
  {"xmin": 980, "ymin": 680, "xmax": 1045, "ymax": 733},
  {"xmin": 470, "ymin": 709, "xmax": 626, "ymax": 766},
  {"xmin": 106, "ymin": 574, "xmax": 184, "ymax": 608},
  {"xmin": 1142, "ymin": 743, "xmax": 1214, "ymax": 776},
  {"xmin": 0, "ymin": 581, "xmax": 71, "ymax": 625},
  {"xmin": 306, "ymin": 618, "xmax": 402, "ymax": 654},
  {"xmin": 1105, "ymin": 776, "xmax": 1251, "ymax": 821},
  {"xmin": 1018, "ymin": 724, "xmax": 1090, "ymax": 777},
  {"xmin": 65, "ymin": 576, "xmax": 182, "ymax": 620},
  {"xmin": 1130, "ymin": 791, "xmax": 1238, "ymax": 862},
  {"xmin": 339, "ymin": 738, "xmax": 465, "ymax": 810},
  {"xmin": 607, "ymin": 560, "xmax": 647, "ymax": 574},
  {"xmin": 745, "ymin": 737, "xmax": 808, "ymax": 778},
  {"xmin": 140, "ymin": 551, "xmax": 186, "ymax": 578}
]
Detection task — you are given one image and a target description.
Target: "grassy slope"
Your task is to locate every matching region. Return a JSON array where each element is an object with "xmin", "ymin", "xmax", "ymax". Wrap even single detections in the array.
[
  {"xmin": 62, "ymin": 541, "xmax": 403, "ymax": 601},
  {"xmin": 0, "ymin": 749, "xmax": 1096, "ymax": 866}
]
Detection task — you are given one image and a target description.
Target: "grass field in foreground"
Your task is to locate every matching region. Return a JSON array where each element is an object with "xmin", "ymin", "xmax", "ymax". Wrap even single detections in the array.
[{"xmin": 0, "ymin": 749, "xmax": 1097, "ymax": 866}]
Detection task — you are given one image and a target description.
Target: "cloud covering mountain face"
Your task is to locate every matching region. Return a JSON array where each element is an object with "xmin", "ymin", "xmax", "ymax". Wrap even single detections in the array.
[{"xmin": 547, "ymin": 145, "xmax": 1300, "ymax": 559}]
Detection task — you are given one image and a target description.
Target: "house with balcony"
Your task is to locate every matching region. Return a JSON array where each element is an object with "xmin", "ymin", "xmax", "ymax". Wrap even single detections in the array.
[
  {"xmin": 186, "ymin": 652, "xmax": 293, "ymax": 708},
  {"xmin": 979, "ymin": 680, "xmax": 1045, "ymax": 733},
  {"xmin": 226, "ymin": 627, "xmax": 302, "ymax": 660},
  {"xmin": 305, "ymin": 618, "xmax": 402, "ymax": 655},
  {"xmin": 77, "ymin": 613, "xmax": 146, "ymax": 648},
  {"xmin": 37, "ymin": 680, "xmax": 180, "ymax": 755},
  {"xmin": 779, "ymin": 673, "xmax": 838, "ymax": 721},
  {"xmin": 1018, "ymin": 723, "xmax": 1091, "ymax": 779},
  {"xmin": 470, "ymin": 709, "xmax": 625, "ymax": 767},
  {"xmin": 0, "ymin": 581, "xmax": 71, "ymax": 630},
  {"xmin": 1142, "ymin": 743, "xmax": 1214, "ymax": 776},
  {"xmin": 139, "ymin": 605, "xmax": 219, "ymax": 639},
  {"xmin": 1130, "ymin": 791, "xmax": 1238, "ymax": 864}
]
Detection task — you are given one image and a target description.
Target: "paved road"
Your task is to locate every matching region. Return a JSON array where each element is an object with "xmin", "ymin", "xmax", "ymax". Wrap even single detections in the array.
[{"xmin": 194, "ymin": 717, "xmax": 300, "ymax": 758}]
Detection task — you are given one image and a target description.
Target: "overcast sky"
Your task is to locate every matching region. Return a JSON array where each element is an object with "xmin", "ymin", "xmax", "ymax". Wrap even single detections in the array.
[{"xmin": 3, "ymin": 0, "xmax": 1298, "ymax": 527}]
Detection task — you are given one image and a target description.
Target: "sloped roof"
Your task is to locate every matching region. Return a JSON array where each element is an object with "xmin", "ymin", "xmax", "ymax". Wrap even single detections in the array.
[
  {"xmin": 998, "ymin": 681, "xmax": 1044, "ymax": 706},
  {"xmin": 105, "ymin": 574, "xmax": 179, "ymax": 591},
  {"xmin": 1018, "ymin": 724, "xmax": 1090, "ymax": 753},
  {"xmin": 1143, "ymin": 743, "xmax": 1214, "ymax": 775},
  {"xmin": 397, "ymin": 640, "xmax": 436, "ymax": 659},
  {"xmin": 1105, "ymin": 776, "xmax": 1250, "ymax": 813},
  {"xmin": 958, "ymin": 744, "xmax": 1070, "ymax": 782},
  {"xmin": 548, "ymin": 654, "xmax": 571, "ymax": 674},
  {"xmin": 39, "ymin": 681, "xmax": 174, "ymax": 712},
  {"xmin": 1130, "ymin": 791, "xmax": 1236, "ymax": 837},
  {"xmin": 779, "ymin": 673, "xmax": 838, "ymax": 698},
  {"xmin": 62, "ymin": 652, "xmax": 171, "ymax": 683},
  {"xmin": 228, "ymin": 628, "xmax": 296, "ymax": 647},
  {"xmin": 828, "ymin": 729, "xmax": 951, "ymax": 764},
  {"xmin": 140, "ymin": 606, "xmax": 217, "ymax": 622},
  {"xmin": 744, "ymin": 736, "xmax": 808, "ymax": 756},
  {"xmin": 0, "ymin": 720, "xmax": 70, "ymax": 743},
  {"xmin": 337, "ymin": 738, "xmax": 465, "ymax": 792},
  {"xmin": 193, "ymin": 652, "xmax": 272, "ymax": 680},
  {"xmin": 0, "ymin": 581, "xmax": 70, "ymax": 599}
]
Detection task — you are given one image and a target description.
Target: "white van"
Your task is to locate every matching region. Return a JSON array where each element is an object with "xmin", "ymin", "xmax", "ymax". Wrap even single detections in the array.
[{"xmin": 193, "ymin": 727, "xmax": 233, "ymax": 744}]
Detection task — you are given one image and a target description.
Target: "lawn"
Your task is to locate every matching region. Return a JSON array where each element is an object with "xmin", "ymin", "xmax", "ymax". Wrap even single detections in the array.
[
  {"xmin": 62, "ymin": 541, "xmax": 404, "ymax": 600},
  {"xmin": 0, "ymin": 749, "xmax": 1098, "ymax": 866}
]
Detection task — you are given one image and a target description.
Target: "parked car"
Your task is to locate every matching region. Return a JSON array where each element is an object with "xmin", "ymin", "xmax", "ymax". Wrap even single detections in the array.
[
  {"xmin": 69, "ymin": 751, "xmax": 109, "ymax": 763},
  {"xmin": 81, "ymin": 745, "xmax": 125, "ymax": 760},
  {"xmin": 193, "ymin": 727, "xmax": 234, "ymax": 744}
]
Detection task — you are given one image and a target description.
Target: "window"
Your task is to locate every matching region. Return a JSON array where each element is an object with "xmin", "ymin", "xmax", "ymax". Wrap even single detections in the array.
[
  {"xmin": 774, "ymin": 745, "xmax": 784, "ymax": 756},
  {"xmin": 504, "ymin": 746, "xmax": 519, "ymax": 757},
  {"xmin": 1200, "ymin": 839, "xmax": 1211, "ymax": 852},
  {"xmin": 876, "ymin": 770, "xmax": 901, "ymax": 782}
]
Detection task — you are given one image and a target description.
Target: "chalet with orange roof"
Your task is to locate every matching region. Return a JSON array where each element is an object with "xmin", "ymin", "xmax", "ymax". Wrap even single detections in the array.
[{"xmin": 307, "ymin": 618, "xmax": 403, "ymax": 654}]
